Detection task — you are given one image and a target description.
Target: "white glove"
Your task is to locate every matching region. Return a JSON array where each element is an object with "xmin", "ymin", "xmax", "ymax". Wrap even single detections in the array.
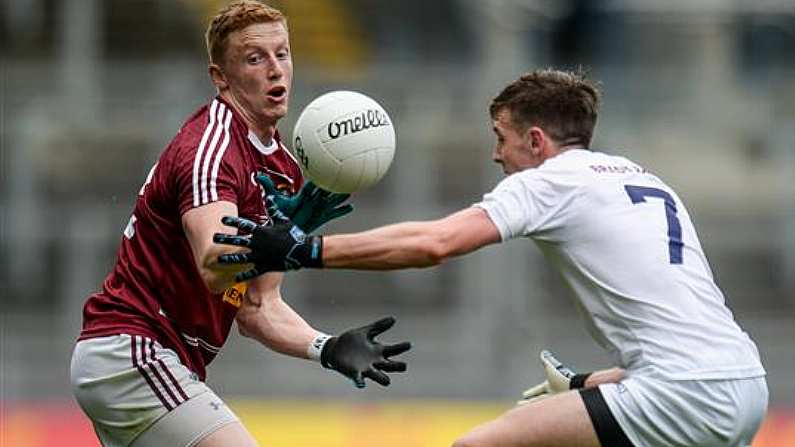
[{"xmin": 517, "ymin": 350, "xmax": 591, "ymax": 405}]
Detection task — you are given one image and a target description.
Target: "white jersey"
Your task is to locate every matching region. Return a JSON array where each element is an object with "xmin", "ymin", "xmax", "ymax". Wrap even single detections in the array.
[{"xmin": 475, "ymin": 149, "xmax": 765, "ymax": 380}]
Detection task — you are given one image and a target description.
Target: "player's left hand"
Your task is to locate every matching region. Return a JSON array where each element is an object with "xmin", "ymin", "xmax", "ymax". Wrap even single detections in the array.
[
  {"xmin": 257, "ymin": 174, "xmax": 352, "ymax": 233},
  {"xmin": 322, "ymin": 316, "xmax": 411, "ymax": 388},
  {"xmin": 214, "ymin": 216, "xmax": 322, "ymax": 281},
  {"xmin": 517, "ymin": 350, "xmax": 592, "ymax": 405}
]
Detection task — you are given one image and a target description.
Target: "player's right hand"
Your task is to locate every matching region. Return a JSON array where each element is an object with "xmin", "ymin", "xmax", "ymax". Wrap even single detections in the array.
[
  {"xmin": 257, "ymin": 174, "xmax": 352, "ymax": 233},
  {"xmin": 321, "ymin": 316, "xmax": 412, "ymax": 389},
  {"xmin": 517, "ymin": 350, "xmax": 592, "ymax": 405},
  {"xmin": 214, "ymin": 216, "xmax": 322, "ymax": 281}
]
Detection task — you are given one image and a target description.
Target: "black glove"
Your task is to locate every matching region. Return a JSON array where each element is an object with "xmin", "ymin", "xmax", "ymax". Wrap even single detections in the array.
[
  {"xmin": 214, "ymin": 216, "xmax": 322, "ymax": 281},
  {"xmin": 257, "ymin": 174, "xmax": 352, "ymax": 233},
  {"xmin": 322, "ymin": 316, "xmax": 411, "ymax": 388}
]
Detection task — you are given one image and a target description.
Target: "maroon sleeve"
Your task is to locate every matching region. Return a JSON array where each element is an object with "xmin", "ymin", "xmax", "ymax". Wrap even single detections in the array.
[{"xmin": 174, "ymin": 108, "xmax": 241, "ymax": 216}]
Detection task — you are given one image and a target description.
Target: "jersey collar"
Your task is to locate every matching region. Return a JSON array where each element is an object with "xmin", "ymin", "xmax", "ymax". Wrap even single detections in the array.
[{"xmin": 247, "ymin": 130, "xmax": 279, "ymax": 155}]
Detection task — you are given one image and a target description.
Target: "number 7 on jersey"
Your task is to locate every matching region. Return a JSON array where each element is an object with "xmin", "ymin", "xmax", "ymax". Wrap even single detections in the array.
[{"xmin": 625, "ymin": 185, "xmax": 683, "ymax": 264}]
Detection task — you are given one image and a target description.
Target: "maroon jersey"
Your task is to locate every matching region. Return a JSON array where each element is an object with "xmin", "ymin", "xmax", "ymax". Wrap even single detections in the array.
[{"xmin": 79, "ymin": 97, "xmax": 303, "ymax": 380}]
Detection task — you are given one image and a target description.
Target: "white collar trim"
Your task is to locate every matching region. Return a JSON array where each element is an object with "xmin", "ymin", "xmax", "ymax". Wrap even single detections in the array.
[{"xmin": 247, "ymin": 130, "xmax": 279, "ymax": 155}]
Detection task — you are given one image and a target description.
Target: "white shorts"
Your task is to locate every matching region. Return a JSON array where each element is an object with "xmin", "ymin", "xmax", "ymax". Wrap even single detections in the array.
[
  {"xmin": 599, "ymin": 374, "xmax": 768, "ymax": 447},
  {"xmin": 70, "ymin": 334, "xmax": 239, "ymax": 447}
]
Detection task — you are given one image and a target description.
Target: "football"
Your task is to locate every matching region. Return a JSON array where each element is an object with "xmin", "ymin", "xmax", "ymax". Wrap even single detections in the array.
[{"xmin": 291, "ymin": 91, "xmax": 396, "ymax": 193}]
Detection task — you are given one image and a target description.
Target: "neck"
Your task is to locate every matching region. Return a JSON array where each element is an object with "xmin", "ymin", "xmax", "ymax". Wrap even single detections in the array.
[
  {"xmin": 557, "ymin": 137, "xmax": 587, "ymax": 152},
  {"xmin": 539, "ymin": 142, "xmax": 584, "ymax": 166},
  {"xmin": 219, "ymin": 90, "xmax": 277, "ymax": 145},
  {"xmin": 558, "ymin": 144, "xmax": 586, "ymax": 152}
]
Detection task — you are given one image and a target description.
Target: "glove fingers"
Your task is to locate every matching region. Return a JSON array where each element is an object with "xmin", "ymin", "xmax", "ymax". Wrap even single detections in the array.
[
  {"xmin": 265, "ymin": 197, "xmax": 290, "ymax": 224},
  {"xmin": 213, "ymin": 234, "xmax": 252, "ymax": 248},
  {"xmin": 363, "ymin": 368, "xmax": 391, "ymax": 387},
  {"xmin": 217, "ymin": 252, "xmax": 253, "ymax": 264},
  {"xmin": 323, "ymin": 205, "xmax": 354, "ymax": 222},
  {"xmin": 221, "ymin": 216, "xmax": 258, "ymax": 233},
  {"xmin": 382, "ymin": 341, "xmax": 412, "ymax": 357},
  {"xmin": 542, "ymin": 353, "xmax": 576, "ymax": 382},
  {"xmin": 301, "ymin": 181, "xmax": 318, "ymax": 198},
  {"xmin": 324, "ymin": 193, "xmax": 351, "ymax": 208},
  {"xmin": 235, "ymin": 267, "xmax": 262, "ymax": 283},
  {"xmin": 521, "ymin": 381, "xmax": 548, "ymax": 399},
  {"xmin": 540, "ymin": 350, "xmax": 563, "ymax": 369},
  {"xmin": 270, "ymin": 195, "xmax": 293, "ymax": 211},
  {"xmin": 255, "ymin": 174, "xmax": 279, "ymax": 196},
  {"xmin": 366, "ymin": 316, "xmax": 396, "ymax": 337},
  {"xmin": 373, "ymin": 360, "xmax": 406, "ymax": 373},
  {"xmin": 352, "ymin": 371, "xmax": 366, "ymax": 389}
]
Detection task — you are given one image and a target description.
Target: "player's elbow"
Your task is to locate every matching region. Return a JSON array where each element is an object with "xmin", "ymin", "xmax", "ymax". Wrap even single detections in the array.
[
  {"xmin": 235, "ymin": 306, "xmax": 259, "ymax": 339},
  {"xmin": 236, "ymin": 315, "xmax": 254, "ymax": 339},
  {"xmin": 423, "ymin": 241, "xmax": 451, "ymax": 266},
  {"xmin": 421, "ymin": 230, "xmax": 458, "ymax": 265}
]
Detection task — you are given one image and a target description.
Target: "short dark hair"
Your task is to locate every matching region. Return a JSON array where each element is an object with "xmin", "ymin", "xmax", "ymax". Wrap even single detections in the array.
[{"xmin": 489, "ymin": 68, "xmax": 601, "ymax": 147}]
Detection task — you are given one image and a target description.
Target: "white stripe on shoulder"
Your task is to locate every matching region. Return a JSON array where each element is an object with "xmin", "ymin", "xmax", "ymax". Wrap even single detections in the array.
[
  {"xmin": 210, "ymin": 110, "xmax": 234, "ymax": 202},
  {"xmin": 193, "ymin": 100, "xmax": 219, "ymax": 207},
  {"xmin": 201, "ymin": 103, "xmax": 229, "ymax": 204}
]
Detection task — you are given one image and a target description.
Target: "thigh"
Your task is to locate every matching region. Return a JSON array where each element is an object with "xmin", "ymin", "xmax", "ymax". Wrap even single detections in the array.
[
  {"xmin": 71, "ymin": 334, "xmax": 209, "ymax": 447},
  {"xmin": 735, "ymin": 377, "xmax": 768, "ymax": 446},
  {"xmin": 195, "ymin": 422, "xmax": 259, "ymax": 447},
  {"xmin": 130, "ymin": 390, "xmax": 247, "ymax": 447},
  {"xmin": 453, "ymin": 390, "xmax": 601, "ymax": 447}
]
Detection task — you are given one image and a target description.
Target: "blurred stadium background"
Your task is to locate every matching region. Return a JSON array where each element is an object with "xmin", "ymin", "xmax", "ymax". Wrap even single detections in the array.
[{"xmin": 2, "ymin": 0, "xmax": 795, "ymax": 445}]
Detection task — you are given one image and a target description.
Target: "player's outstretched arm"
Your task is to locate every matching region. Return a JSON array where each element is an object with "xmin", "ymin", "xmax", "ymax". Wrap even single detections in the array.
[
  {"xmin": 213, "ymin": 206, "xmax": 501, "ymax": 280},
  {"xmin": 236, "ymin": 273, "xmax": 411, "ymax": 388},
  {"xmin": 321, "ymin": 207, "xmax": 501, "ymax": 269}
]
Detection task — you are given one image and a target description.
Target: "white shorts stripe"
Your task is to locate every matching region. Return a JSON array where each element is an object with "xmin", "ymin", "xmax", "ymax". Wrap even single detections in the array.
[
  {"xmin": 192, "ymin": 100, "xmax": 219, "ymax": 207},
  {"xmin": 209, "ymin": 110, "xmax": 233, "ymax": 202},
  {"xmin": 200, "ymin": 104, "xmax": 229, "ymax": 205}
]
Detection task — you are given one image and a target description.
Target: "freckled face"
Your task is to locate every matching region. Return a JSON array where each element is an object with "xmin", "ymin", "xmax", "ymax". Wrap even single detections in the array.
[
  {"xmin": 220, "ymin": 21, "xmax": 293, "ymax": 126},
  {"xmin": 491, "ymin": 109, "xmax": 535, "ymax": 175}
]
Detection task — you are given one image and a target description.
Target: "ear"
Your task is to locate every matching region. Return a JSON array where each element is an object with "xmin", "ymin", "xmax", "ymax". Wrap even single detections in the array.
[
  {"xmin": 209, "ymin": 63, "xmax": 228, "ymax": 90},
  {"xmin": 525, "ymin": 127, "xmax": 545, "ymax": 157}
]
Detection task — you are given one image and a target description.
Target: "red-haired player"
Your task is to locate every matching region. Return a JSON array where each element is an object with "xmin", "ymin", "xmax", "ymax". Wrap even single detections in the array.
[{"xmin": 69, "ymin": 3, "xmax": 410, "ymax": 447}]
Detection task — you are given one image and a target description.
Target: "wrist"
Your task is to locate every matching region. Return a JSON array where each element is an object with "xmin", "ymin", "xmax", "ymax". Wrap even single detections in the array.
[
  {"xmin": 319, "ymin": 335, "xmax": 339, "ymax": 369},
  {"xmin": 286, "ymin": 228, "xmax": 323, "ymax": 270},
  {"xmin": 307, "ymin": 334, "xmax": 333, "ymax": 362},
  {"xmin": 287, "ymin": 234, "xmax": 323, "ymax": 270},
  {"xmin": 569, "ymin": 372, "xmax": 592, "ymax": 389},
  {"xmin": 304, "ymin": 235, "xmax": 324, "ymax": 268}
]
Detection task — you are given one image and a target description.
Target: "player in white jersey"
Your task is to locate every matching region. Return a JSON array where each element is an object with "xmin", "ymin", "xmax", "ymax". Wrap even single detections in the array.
[{"xmin": 215, "ymin": 68, "xmax": 768, "ymax": 447}]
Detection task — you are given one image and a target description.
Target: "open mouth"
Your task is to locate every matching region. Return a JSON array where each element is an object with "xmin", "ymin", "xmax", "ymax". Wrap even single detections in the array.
[{"xmin": 267, "ymin": 86, "xmax": 287, "ymax": 100}]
